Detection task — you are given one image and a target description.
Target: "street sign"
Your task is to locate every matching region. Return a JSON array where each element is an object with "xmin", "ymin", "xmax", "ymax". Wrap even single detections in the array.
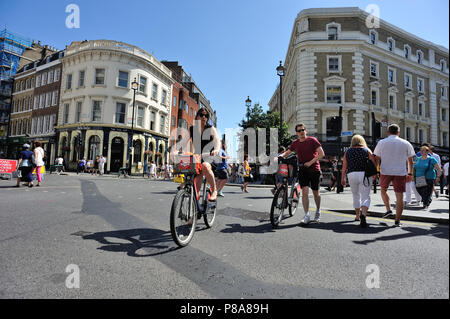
[
  {"xmin": 0, "ymin": 159, "xmax": 17, "ymax": 174},
  {"xmin": 341, "ymin": 131, "xmax": 353, "ymax": 137}
]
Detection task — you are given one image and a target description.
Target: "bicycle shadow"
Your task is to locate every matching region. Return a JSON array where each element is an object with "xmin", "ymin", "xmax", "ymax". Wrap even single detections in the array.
[{"xmin": 81, "ymin": 228, "xmax": 179, "ymax": 257}]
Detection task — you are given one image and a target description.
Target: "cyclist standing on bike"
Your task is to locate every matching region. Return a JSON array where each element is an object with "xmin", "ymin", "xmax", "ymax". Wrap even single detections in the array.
[{"xmin": 278, "ymin": 123, "xmax": 325, "ymax": 225}]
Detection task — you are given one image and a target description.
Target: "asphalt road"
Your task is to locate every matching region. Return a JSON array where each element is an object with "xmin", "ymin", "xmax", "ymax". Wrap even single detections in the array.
[{"xmin": 0, "ymin": 174, "xmax": 448, "ymax": 299}]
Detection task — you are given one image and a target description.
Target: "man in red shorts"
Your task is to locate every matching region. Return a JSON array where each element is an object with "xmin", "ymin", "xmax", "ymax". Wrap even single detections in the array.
[
  {"xmin": 278, "ymin": 123, "xmax": 325, "ymax": 225},
  {"xmin": 374, "ymin": 124, "xmax": 416, "ymax": 227}
]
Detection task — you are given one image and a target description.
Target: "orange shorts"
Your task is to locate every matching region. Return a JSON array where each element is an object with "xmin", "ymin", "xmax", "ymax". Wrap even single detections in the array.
[{"xmin": 380, "ymin": 174, "xmax": 406, "ymax": 193}]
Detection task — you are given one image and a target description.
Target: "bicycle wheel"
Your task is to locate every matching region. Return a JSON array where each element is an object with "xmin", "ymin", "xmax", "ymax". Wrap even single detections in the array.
[
  {"xmin": 170, "ymin": 188, "xmax": 196, "ymax": 247},
  {"xmin": 289, "ymin": 183, "xmax": 301, "ymax": 217},
  {"xmin": 203, "ymin": 189, "xmax": 217, "ymax": 228},
  {"xmin": 270, "ymin": 186, "xmax": 286, "ymax": 228}
]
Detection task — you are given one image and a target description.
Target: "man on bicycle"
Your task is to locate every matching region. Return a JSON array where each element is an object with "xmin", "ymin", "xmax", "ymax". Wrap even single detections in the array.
[
  {"xmin": 171, "ymin": 108, "xmax": 221, "ymax": 201},
  {"xmin": 278, "ymin": 123, "xmax": 325, "ymax": 225}
]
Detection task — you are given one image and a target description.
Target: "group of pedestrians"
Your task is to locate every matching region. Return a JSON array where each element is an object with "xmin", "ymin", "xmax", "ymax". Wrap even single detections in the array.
[
  {"xmin": 340, "ymin": 124, "xmax": 443, "ymax": 228},
  {"xmin": 77, "ymin": 155, "xmax": 107, "ymax": 175},
  {"xmin": 15, "ymin": 141, "xmax": 45, "ymax": 188}
]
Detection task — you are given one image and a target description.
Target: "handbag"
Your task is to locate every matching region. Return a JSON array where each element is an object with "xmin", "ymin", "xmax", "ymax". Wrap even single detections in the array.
[
  {"xmin": 415, "ymin": 158, "xmax": 432, "ymax": 188},
  {"xmin": 363, "ymin": 151, "xmax": 378, "ymax": 186}
]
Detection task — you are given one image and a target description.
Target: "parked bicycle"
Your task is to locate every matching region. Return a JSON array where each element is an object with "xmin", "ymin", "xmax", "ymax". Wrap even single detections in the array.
[
  {"xmin": 270, "ymin": 154, "xmax": 301, "ymax": 228},
  {"xmin": 170, "ymin": 154, "xmax": 217, "ymax": 247}
]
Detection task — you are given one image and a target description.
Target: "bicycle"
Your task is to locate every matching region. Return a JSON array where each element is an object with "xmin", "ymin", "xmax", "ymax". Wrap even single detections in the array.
[
  {"xmin": 170, "ymin": 154, "xmax": 217, "ymax": 247},
  {"xmin": 270, "ymin": 155, "xmax": 301, "ymax": 228}
]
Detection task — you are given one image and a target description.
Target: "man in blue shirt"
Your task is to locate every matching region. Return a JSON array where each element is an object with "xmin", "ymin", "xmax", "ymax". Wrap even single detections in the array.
[{"xmin": 215, "ymin": 141, "xmax": 229, "ymax": 197}]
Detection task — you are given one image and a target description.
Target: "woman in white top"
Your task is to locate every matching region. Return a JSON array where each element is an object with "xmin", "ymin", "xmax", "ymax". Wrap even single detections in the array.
[{"xmin": 33, "ymin": 141, "xmax": 45, "ymax": 187}]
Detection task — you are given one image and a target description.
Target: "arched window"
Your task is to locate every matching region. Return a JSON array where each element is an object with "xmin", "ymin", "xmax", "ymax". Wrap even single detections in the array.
[
  {"xmin": 133, "ymin": 139, "xmax": 142, "ymax": 163},
  {"xmin": 88, "ymin": 135, "xmax": 100, "ymax": 160}
]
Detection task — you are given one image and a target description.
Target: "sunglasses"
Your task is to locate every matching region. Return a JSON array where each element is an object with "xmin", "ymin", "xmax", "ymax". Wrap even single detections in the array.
[
  {"xmin": 296, "ymin": 129, "xmax": 306, "ymax": 132},
  {"xmin": 198, "ymin": 113, "xmax": 209, "ymax": 118}
]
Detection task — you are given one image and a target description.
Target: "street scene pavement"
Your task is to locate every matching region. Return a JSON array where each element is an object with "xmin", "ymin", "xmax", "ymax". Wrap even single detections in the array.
[{"xmin": 0, "ymin": 173, "xmax": 448, "ymax": 299}]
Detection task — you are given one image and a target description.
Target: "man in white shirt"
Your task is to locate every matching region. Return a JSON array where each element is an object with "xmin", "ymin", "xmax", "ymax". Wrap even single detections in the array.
[{"xmin": 374, "ymin": 124, "xmax": 416, "ymax": 227}]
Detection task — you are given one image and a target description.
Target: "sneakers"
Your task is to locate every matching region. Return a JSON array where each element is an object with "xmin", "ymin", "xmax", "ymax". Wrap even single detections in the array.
[
  {"xmin": 382, "ymin": 210, "xmax": 393, "ymax": 218},
  {"xmin": 393, "ymin": 220, "xmax": 402, "ymax": 227},
  {"xmin": 313, "ymin": 210, "xmax": 321, "ymax": 222},
  {"xmin": 300, "ymin": 214, "xmax": 311, "ymax": 225},
  {"xmin": 360, "ymin": 214, "xmax": 367, "ymax": 228},
  {"xmin": 218, "ymin": 190, "xmax": 225, "ymax": 197}
]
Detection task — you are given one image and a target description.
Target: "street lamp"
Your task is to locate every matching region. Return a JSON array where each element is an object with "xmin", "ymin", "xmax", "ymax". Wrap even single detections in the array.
[
  {"xmin": 276, "ymin": 61, "xmax": 285, "ymax": 143},
  {"xmin": 128, "ymin": 78, "xmax": 139, "ymax": 175},
  {"xmin": 245, "ymin": 96, "xmax": 251, "ymax": 122}
]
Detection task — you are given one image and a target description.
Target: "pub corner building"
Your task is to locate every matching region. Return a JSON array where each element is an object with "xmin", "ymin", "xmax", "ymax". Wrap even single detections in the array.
[{"xmin": 55, "ymin": 40, "xmax": 174, "ymax": 174}]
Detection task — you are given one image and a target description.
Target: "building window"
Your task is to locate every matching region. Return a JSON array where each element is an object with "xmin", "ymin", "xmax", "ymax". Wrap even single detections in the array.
[
  {"xmin": 389, "ymin": 94, "xmax": 395, "ymax": 109},
  {"xmin": 118, "ymin": 71, "xmax": 128, "ymax": 88},
  {"xmin": 25, "ymin": 79, "xmax": 29, "ymax": 89},
  {"xmin": 387, "ymin": 39, "xmax": 393, "ymax": 52},
  {"xmin": 42, "ymin": 73, "xmax": 47, "ymax": 86},
  {"xmin": 418, "ymin": 102, "xmax": 424, "ymax": 117},
  {"xmin": 404, "ymin": 45, "xmax": 410, "ymax": 59},
  {"xmin": 172, "ymin": 116, "xmax": 176, "ymax": 127},
  {"xmin": 75, "ymin": 102, "xmax": 82, "ymax": 122},
  {"xmin": 405, "ymin": 99, "xmax": 411, "ymax": 114},
  {"xmin": 328, "ymin": 27, "xmax": 338, "ymax": 40},
  {"xmin": 48, "ymin": 70, "xmax": 54, "ymax": 83},
  {"xmin": 63, "ymin": 104, "xmax": 70, "ymax": 124},
  {"xmin": 370, "ymin": 61, "xmax": 378, "ymax": 77},
  {"xmin": 115, "ymin": 102, "xmax": 126, "ymax": 124},
  {"xmin": 95, "ymin": 68, "xmax": 105, "ymax": 85},
  {"xmin": 152, "ymin": 83, "xmax": 158, "ymax": 100},
  {"xmin": 371, "ymin": 90, "xmax": 377, "ymax": 106},
  {"xmin": 419, "ymin": 129, "xmax": 423, "ymax": 144},
  {"xmin": 55, "ymin": 69, "xmax": 60, "ymax": 81},
  {"xmin": 417, "ymin": 51, "xmax": 423, "ymax": 64},
  {"xmin": 34, "ymin": 96, "xmax": 38, "ymax": 110},
  {"xmin": 36, "ymin": 74, "xmax": 41, "ymax": 87},
  {"xmin": 406, "ymin": 127, "xmax": 411, "ymax": 140},
  {"xmin": 388, "ymin": 68, "xmax": 396, "ymax": 83},
  {"xmin": 39, "ymin": 94, "xmax": 44, "ymax": 108},
  {"xmin": 137, "ymin": 106, "xmax": 144, "ymax": 127},
  {"xmin": 173, "ymin": 96, "xmax": 177, "ymax": 107},
  {"xmin": 441, "ymin": 87, "xmax": 448, "ymax": 100},
  {"xmin": 45, "ymin": 92, "xmax": 51, "ymax": 107},
  {"xmin": 66, "ymin": 74, "xmax": 72, "ymax": 90},
  {"xmin": 417, "ymin": 78, "xmax": 424, "ymax": 93},
  {"xmin": 92, "ymin": 101, "xmax": 102, "ymax": 122},
  {"xmin": 369, "ymin": 31, "xmax": 377, "ymax": 44},
  {"xmin": 133, "ymin": 140, "xmax": 142, "ymax": 164},
  {"xmin": 79, "ymin": 70, "xmax": 85, "ymax": 87},
  {"xmin": 160, "ymin": 115, "xmax": 165, "ymax": 133},
  {"xmin": 327, "ymin": 56, "xmax": 340, "ymax": 72},
  {"xmin": 88, "ymin": 136, "xmax": 101, "ymax": 160},
  {"xmin": 404, "ymin": 74, "xmax": 411, "ymax": 89},
  {"xmin": 150, "ymin": 111, "xmax": 155, "ymax": 131},
  {"xmin": 52, "ymin": 91, "xmax": 58, "ymax": 106},
  {"xmin": 326, "ymin": 86, "xmax": 342, "ymax": 104},
  {"xmin": 139, "ymin": 75, "xmax": 147, "ymax": 94},
  {"xmin": 441, "ymin": 60, "xmax": 446, "ymax": 72},
  {"xmin": 443, "ymin": 132, "xmax": 448, "ymax": 147},
  {"xmin": 161, "ymin": 89, "xmax": 167, "ymax": 105},
  {"xmin": 442, "ymin": 109, "xmax": 447, "ymax": 122}
]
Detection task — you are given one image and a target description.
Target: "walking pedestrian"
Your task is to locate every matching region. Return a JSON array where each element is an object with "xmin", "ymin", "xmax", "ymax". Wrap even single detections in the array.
[
  {"xmin": 259, "ymin": 162, "xmax": 268, "ymax": 185},
  {"xmin": 92, "ymin": 156, "xmax": 100, "ymax": 175},
  {"xmin": 405, "ymin": 156, "xmax": 422, "ymax": 205},
  {"xmin": 147, "ymin": 160, "xmax": 156, "ymax": 179},
  {"xmin": 414, "ymin": 145, "xmax": 442, "ymax": 209},
  {"xmin": 33, "ymin": 141, "xmax": 45, "ymax": 187},
  {"xmin": 99, "ymin": 155, "xmax": 106, "ymax": 175},
  {"xmin": 326, "ymin": 159, "xmax": 338, "ymax": 191},
  {"xmin": 77, "ymin": 157, "xmax": 86, "ymax": 174},
  {"xmin": 15, "ymin": 143, "xmax": 34, "ymax": 188},
  {"xmin": 374, "ymin": 124, "xmax": 416, "ymax": 227},
  {"xmin": 278, "ymin": 123, "xmax": 325, "ymax": 225},
  {"xmin": 241, "ymin": 154, "xmax": 252, "ymax": 193},
  {"xmin": 215, "ymin": 141, "xmax": 229, "ymax": 197},
  {"xmin": 341, "ymin": 135, "xmax": 376, "ymax": 227}
]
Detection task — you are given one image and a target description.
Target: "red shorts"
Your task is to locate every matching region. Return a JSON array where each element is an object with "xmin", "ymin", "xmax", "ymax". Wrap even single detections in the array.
[{"xmin": 380, "ymin": 174, "xmax": 406, "ymax": 193}]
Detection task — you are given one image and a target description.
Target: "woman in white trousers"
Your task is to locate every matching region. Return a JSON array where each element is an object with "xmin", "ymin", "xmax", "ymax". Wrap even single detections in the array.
[{"xmin": 341, "ymin": 135, "xmax": 377, "ymax": 228}]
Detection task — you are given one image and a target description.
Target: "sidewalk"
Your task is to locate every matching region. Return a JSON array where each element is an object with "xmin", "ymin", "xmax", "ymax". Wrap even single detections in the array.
[{"xmin": 226, "ymin": 183, "xmax": 449, "ymax": 225}]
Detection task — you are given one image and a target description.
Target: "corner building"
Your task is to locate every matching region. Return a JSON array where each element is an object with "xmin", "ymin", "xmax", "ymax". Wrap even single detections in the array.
[
  {"xmin": 270, "ymin": 7, "xmax": 449, "ymax": 159},
  {"xmin": 56, "ymin": 40, "xmax": 174, "ymax": 173}
]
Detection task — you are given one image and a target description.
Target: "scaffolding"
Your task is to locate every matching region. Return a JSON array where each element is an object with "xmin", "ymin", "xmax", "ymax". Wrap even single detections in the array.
[{"xmin": 0, "ymin": 29, "xmax": 32, "ymax": 81}]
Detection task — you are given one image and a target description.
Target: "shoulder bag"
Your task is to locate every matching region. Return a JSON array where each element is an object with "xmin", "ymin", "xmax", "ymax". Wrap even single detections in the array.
[{"xmin": 415, "ymin": 158, "xmax": 431, "ymax": 188}]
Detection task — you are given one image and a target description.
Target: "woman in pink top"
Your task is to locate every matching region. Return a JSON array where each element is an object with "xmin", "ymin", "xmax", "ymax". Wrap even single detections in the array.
[{"xmin": 33, "ymin": 141, "xmax": 45, "ymax": 187}]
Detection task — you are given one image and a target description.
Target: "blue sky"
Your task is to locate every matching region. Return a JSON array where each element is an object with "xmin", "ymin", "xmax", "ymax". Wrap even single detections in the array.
[{"xmin": 1, "ymin": 0, "xmax": 449, "ymax": 135}]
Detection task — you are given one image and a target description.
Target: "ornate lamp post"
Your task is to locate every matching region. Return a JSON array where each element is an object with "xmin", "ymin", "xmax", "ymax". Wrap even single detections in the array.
[
  {"xmin": 245, "ymin": 96, "xmax": 252, "ymax": 122},
  {"xmin": 276, "ymin": 61, "xmax": 285, "ymax": 143}
]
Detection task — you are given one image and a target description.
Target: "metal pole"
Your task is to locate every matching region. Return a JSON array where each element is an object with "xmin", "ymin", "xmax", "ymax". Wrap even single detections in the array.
[
  {"xmin": 336, "ymin": 106, "xmax": 343, "ymax": 193},
  {"xmin": 129, "ymin": 88, "xmax": 136, "ymax": 176},
  {"xmin": 371, "ymin": 112, "xmax": 377, "ymax": 194},
  {"xmin": 279, "ymin": 76, "xmax": 283, "ymax": 144}
]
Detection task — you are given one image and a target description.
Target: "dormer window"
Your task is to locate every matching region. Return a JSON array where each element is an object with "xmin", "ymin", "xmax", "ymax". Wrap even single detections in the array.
[
  {"xmin": 369, "ymin": 31, "xmax": 377, "ymax": 44},
  {"xmin": 387, "ymin": 39, "xmax": 393, "ymax": 52},
  {"xmin": 328, "ymin": 27, "xmax": 338, "ymax": 40},
  {"xmin": 417, "ymin": 51, "xmax": 423, "ymax": 64},
  {"xmin": 404, "ymin": 45, "xmax": 410, "ymax": 59},
  {"xmin": 441, "ymin": 60, "xmax": 446, "ymax": 72}
]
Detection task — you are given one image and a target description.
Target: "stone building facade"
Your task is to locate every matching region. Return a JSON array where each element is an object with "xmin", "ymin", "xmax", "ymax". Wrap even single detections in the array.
[
  {"xmin": 55, "ymin": 40, "xmax": 174, "ymax": 173},
  {"xmin": 269, "ymin": 7, "xmax": 449, "ymax": 158}
]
